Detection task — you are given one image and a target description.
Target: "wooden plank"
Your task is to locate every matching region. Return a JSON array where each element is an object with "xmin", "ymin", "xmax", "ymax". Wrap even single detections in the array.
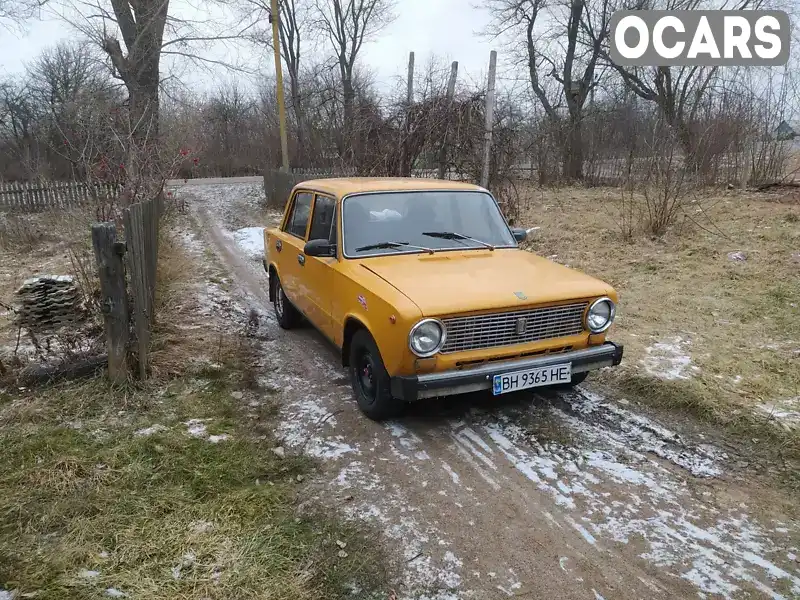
[
  {"xmin": 481, "ymin": 50, "xmax": 498, "ymax": 189},
  {"xmin": 124, "ymin": 203, "xmax": 149, "ymax": 379},
  {"xmin": 92, "ymin": 222, "xmax": 129, "ymax": 383},
  {"xmin": 56, "ymin": 181, "xmax": 64, "ymax": 210},
  {"xmin": 146, "ymin": 199, "xmax": 158, "ymax": 326},
  {"xmin": 438, "ymin": 61, "xmax": 459, "ymax": 180}
]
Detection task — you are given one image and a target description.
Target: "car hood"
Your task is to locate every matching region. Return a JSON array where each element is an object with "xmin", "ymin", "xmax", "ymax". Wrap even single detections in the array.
[{"xmin": 359, "ymin": 249, "xmax": 615, "ymax": 316}]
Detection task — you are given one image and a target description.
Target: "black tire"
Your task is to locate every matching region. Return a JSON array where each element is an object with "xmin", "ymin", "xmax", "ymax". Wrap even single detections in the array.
[
  {"xmin": 272, "ymin": 275, "xmax": 301, "ymax": 329},
  {"xmin": 349, "ymin": 330, "xmax": 404, "ymax": 421},
  {"xmin": 558, "ymin": 370, "xmax": 588, "ymax": 388}
]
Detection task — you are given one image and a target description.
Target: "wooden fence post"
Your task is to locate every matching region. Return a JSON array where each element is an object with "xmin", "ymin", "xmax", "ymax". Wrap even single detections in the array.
[
  {"xmin": 92, "ymin": 223, "xmax": 129, "ymax": 383},
  {"xmin": 399, "ymin": 51, "xmax": 415, "ymax": 177},
  {"xmin": 123, "ymin": 199, "xmax": 159, "ymax": 380},
  {"xmin": 481, "ymin": 50, "xmax": 497, "ymax": 189},
  {"xmin": 438, "ymin": 60, "xmax": 459, "ymax": 180}
]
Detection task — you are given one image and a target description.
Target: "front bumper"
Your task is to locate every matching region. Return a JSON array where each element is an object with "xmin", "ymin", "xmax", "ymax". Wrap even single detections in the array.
[{"xmin": 390, "ymin": 342, "xmax": 623, "ymax": 402}]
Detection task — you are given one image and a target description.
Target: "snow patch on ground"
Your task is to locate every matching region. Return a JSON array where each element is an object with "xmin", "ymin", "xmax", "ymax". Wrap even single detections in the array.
[
  {"xmin": 183, "ymin": 419, "xmax": 230, "ymax": 443},
  {"xmin": 333, "ymin": 461, "xmax": 464, "ymax": 598},
  {"xmin": 641, "ymin": 336, "xmax": 699, "ymax": 380},
  {"xmin": 184, "ymin": 418, "xmax": 208, "ymax": 437},
  {"xmin": 755, "ymin": 397, "xmax": 800, "ymax": 430},
  {"xmin": 453, "ymin": 390, "xmax": 799, "ymax": 600},
  {"xmin": 272, "ymin": 385, "xmax": 361, "ymax": 460},
  {"xmin": 565, "ymin": 389, "xmax": 725, "ymax": 478},
  {"xmin": 79, "ymin": 569, "xmax": 101, "ymax": 578},
  {"xmin": 268, "ymin": 373, "xmax": 463, "ymax": 597},
  {"xmin": 134, "ymin": 424, "xmax": 167, "ymax": 437},
  {"xmin": 233, "ymin": 227, "xmax": 265, "ymax": 261}
]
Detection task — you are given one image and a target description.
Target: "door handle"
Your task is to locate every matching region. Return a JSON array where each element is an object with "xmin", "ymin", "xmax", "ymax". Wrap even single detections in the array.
[
  {"xmin": 275, "ymin": 239, "xmax": 282, "ymax": 252},
  {"xmin": 297, "ymin": 253, "xmax": 305, "ymax": 266}
]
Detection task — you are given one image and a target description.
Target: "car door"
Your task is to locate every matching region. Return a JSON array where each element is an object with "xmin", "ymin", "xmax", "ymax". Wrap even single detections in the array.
[
  {"xmin": 301, "ymin": 193, "xmax": 337, "ymax": 337},
  {"xmin": 274, "ymin": 190, "xmax": 313, "ymax": 309}
]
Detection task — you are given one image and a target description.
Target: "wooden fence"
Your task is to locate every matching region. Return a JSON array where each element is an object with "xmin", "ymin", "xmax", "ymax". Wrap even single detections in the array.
[
  {"xmin": 0, "ymin": 181, "xmax": 121, "ymax": 212},
  {"xmin": 123, "ymin": 196, "xmax": 162, "ymax": 379},
  {"xmin": 92, "ymin": 195, "xmax": 162, "ymax": 382}
]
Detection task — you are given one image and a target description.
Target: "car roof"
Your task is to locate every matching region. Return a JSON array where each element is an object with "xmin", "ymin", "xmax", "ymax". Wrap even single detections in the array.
[{"xmin": 293, "ymin": 177, "xmax": 487, "ymax": 198}]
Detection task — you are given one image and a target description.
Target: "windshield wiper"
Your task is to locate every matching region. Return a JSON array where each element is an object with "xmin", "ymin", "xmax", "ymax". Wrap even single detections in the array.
[
  {"xmin": 422, "ymin": 231, "xmax": 495, "ymax": 250},
  {"xmin": 354, "ymin": 241, "xmax": 435, "ymax": 254}
]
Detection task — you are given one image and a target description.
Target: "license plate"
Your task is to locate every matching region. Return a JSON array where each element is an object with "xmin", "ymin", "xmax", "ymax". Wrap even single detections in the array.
[{"xmin": 492, "ymin": 363, "xmax": 571, "ymax": 395}]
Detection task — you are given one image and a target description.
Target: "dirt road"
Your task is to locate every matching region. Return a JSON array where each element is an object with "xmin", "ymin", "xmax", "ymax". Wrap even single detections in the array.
[{"xmin": 175, "ymin": 180, "xmax": 800, "ymax": 600}]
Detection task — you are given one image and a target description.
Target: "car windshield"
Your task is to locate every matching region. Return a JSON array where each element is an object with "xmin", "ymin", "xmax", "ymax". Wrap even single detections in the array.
[{"xmin": 342, "ymin": 190, "xmax": 515, "ymax": 257}]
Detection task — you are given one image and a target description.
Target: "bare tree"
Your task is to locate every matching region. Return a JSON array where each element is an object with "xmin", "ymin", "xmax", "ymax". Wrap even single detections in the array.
[
  {"xmin": 55, "ymin": 0, "xmax": 257, "ymax": 190},
  {"xmin": 485, "ymin": 0, "xmax": 612, "ymax": 180},
  {"xmin": 312, "ymin": 0, "xmax": 395, "ymax": 155},
  {"xmin": 0, "ymin": 81, "xmax": 39, "ymax": 177},
  {"xmin": 597, "ymin": 0, "xmax": 761, "ymax": 169},
  {"xmin": 238, "ymin": 0, "xmax": 310, "ymax": 161},
  {"xmin": 28, "ymin": 42, "xmax": 105, "ymax": 110},
  {"xmin": 0, "ymin": 0, "xmax": 46, "ymax": 29},
  {"xmin": 80, "ymin": 0, "xmax": 170, "ymax": 184}
]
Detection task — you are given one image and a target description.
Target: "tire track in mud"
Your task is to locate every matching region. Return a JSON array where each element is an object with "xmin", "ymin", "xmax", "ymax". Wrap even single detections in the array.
[{"xmin": 183, "ymin": 185, "xmax": 800, "ymax": 600}]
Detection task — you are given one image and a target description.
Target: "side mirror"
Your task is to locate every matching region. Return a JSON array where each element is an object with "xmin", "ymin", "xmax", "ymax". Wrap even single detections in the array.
[
  {"xmin": 511, "ymin": 227, "xmax": 527, "ymax": 243},
  {"xmin": 304, "ymin": 238, "xmax": 335, "ymax": 257}
]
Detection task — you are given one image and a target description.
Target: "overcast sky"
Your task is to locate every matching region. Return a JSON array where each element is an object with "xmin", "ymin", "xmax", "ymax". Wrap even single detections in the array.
[{"xmin": 0, "ymin": 0, "xmax": 503, "ymax": 96}]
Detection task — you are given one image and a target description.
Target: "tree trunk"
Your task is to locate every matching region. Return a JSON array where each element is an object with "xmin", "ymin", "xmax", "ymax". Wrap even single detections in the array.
[
  {"xmin": 124, "ymin": 79, "xmax": 160, "ymax": 198},
  {"xmin": 342, "ymin": 76, "xmax": 355, "ymax": 163},
  {"xmin": 563, "ymin": 114, "xmax": 583, "ymax": 181},
  {"xmin": 288, "ymin": 72, "xmax": 306, "ymax": 165},
  {"xmin": 100, "ymin": 0, "xmax": 168, "ymax": 198}
]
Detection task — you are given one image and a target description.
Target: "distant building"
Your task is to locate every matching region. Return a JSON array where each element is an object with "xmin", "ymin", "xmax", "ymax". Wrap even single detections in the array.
[{"xmin": 774, "ymin": 120, "xmax": 800, "ymax": 140}]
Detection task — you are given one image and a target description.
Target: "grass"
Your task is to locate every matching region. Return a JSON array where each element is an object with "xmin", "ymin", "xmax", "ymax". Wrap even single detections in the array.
[
  {"xmin": 0, "ymin": 368, "xmax": 386, "ymax": 598},
  {"xmin": 517, "ymin": 185, "xmax": 800, "ymax": 469},
  {"xmin": 0, "ymin": 210, "xmax": 389, "ymax": 599},
  {"xmin": 0, "ymin": 208, "xmax": 99, "ymax": 365}
]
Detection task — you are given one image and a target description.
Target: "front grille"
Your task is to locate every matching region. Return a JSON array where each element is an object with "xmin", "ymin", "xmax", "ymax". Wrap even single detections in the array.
[{"xmin": 440, "ymin": 303, "xmax": 587, "ymax": 354}]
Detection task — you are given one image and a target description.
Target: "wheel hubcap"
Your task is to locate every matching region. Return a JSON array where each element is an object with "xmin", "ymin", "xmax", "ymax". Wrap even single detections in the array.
[
  {"xmin": 275, "ymin": 283, "xmax": 284, "ymax": 317},
  {"xmin": 357, "ymin": 353, "xmax": 376, "ymax": 401}
]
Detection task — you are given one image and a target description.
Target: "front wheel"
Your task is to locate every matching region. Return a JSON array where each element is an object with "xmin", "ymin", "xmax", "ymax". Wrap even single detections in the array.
[
  {"xmin": 272, "ymin": 275, "xmax": 301, "ymax": 329},
  {"xmin": 349, "ymin": 330, "xmax": 404, "ymax": 421},
  {"xmin": 557, "ymin": 370, "xmax": 588, "ymax": 388}
]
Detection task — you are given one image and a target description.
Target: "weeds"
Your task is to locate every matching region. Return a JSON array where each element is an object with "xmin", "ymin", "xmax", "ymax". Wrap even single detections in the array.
[
  {"xmin": 0, "ymin": 211, "xmax": 388, "ymax": 598},
  {"xmin": 522, "ymin": 184, "xmax": 800, "ymax": 476},
  {"xmin": 0, "ymin": 213, "xmax": 52, "ymax": 251},
  {"xmin": 0, "ymin": 352, "xmax": 387, "ymax": 599}
]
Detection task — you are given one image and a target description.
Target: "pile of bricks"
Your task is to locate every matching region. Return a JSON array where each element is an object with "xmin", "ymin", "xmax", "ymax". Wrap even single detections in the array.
[{"xmin": 15, "ymin": 275, "xmax": 84, "ymax": 332}]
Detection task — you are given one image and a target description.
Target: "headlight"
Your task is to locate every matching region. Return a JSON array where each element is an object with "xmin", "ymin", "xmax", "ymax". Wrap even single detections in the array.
[
  {"xmin": 586, "ymin": 297, "xmax": 615, "ymax": 333},
  {"xmin": 409, "ymin": 318, "xmax": 446, "ymax": 357}
]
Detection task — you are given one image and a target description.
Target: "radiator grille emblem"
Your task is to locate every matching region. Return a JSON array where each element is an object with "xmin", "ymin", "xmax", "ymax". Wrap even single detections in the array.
[{"xmin": 515, "ymin": 318, "xmax": 527, "ymax": 336}]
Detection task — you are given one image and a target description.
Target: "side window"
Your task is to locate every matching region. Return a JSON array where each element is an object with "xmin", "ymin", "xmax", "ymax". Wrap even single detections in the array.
[
  {"xmin": 308, "ymin": 195, "xmax": 337, "ymax": 244},
  {"xmin": 285, "ymin": 192, "xmax": 312, "ymax": 238}
]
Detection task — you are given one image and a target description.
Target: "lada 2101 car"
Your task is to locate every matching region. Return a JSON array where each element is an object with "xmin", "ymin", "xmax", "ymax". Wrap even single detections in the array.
[{"xmin": 264, "ymin": 178, "xmax": 623, "ymax": 421}]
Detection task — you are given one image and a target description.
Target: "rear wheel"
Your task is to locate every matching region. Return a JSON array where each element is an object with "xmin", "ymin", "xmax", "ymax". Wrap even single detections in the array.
[
  {"xmin": 349, "ymin": 330, "xmax": 404, "ymax": 421},
  {"xmin": 272, "ymin": 275, "xmax": 301, "ymax": 329}
]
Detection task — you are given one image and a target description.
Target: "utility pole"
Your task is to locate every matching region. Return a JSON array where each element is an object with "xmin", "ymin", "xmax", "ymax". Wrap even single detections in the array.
[
  {"xmin": 437, "ymin": 61, "xmax": 458, "ymax": 180},
  {"xmin": 400, "ymin": 51, "xmax": 415, "ymax": 176},
  {"xmin": 270, "ymin": 0, "xmax": 290, "ymax": 172},
  {"xmin": 481, "ymin": 50, "xmax": 497, "ymax": 189}
]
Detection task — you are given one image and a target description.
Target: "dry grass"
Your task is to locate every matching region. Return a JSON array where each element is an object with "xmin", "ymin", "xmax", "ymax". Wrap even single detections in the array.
[
  {"xmin": 0, "ymin": 211, "xmax": 389, "ymax": 599},
  {"xmin": 0, "ymin": 364, "xmax": 388, "ymax": 598},
  {"xmin": 518, "ymin": 185, "xmax": 800, "ymax": 461},
  {"xmin": 147, "ymin": 214, "xmax": 245, "ymax": 381},
  {"xmin": 0, "ymin": 208, "xmax": 101, "ymax": 375}
]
